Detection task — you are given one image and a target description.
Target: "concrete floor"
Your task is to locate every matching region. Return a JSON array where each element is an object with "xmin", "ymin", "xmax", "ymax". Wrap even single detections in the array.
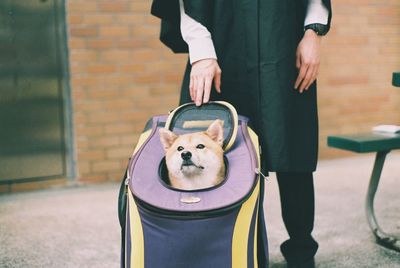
[{"xmin": 1, "ymin": 153, "xmax": 399, "ymax": 268}]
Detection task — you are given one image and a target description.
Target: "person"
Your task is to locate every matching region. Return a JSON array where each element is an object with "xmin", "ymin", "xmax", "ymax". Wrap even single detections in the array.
[{"xmin": 151, "ymin": 1, "xmax": 332, "ymax": 267}]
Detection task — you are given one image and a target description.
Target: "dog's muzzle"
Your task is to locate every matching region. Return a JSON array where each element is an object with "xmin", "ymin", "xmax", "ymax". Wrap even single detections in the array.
[
  {"xmin": 181, "ymin": 151, "xmax": 192, "ymax": 160},
  {"xmin": 180, "ymin": 152, "xmax": 204, "ymax": 170}
]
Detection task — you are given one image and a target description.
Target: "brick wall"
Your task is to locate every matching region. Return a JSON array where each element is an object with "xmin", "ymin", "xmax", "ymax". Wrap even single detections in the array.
[
  {"xmin": 67, "ymin": 0, "xmax": 186, "ymax": 182},
  {"xmin": 66, "ymin": 0, "xmax": 400, "ymax": 183},
  {"xmin": 319, "ymin": 1, "xmax": 400, "ymax": 157}
]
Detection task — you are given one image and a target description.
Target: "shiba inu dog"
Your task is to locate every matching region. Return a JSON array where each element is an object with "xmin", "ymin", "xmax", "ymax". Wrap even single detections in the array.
[{"xmin": 159, "ymin": 119, "xmax": 225, "ymax": 190}]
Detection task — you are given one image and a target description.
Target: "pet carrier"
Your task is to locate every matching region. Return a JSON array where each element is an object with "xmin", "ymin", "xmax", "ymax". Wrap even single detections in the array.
[{"xmin": 118, "ymin": 101, "xmax": 268, "ymax": 268}]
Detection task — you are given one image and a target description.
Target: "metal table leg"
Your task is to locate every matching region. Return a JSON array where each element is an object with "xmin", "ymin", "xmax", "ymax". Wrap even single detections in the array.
[{"xmin": 366, "ymin": 150, "xmax": 400, "ymax": 252}]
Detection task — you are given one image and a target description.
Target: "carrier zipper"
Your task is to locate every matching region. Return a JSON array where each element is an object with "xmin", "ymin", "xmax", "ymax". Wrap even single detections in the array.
[
  {"xmin": 255, "ymin": 168, "xmax": 268, "ymax": 181},
  {"xmin": 125, "ymin": 169, "xmax": 130, "ymax": 185},
  {"xmin": 124, "ymin": 174, "xmax": 130, "ymax": 194}
]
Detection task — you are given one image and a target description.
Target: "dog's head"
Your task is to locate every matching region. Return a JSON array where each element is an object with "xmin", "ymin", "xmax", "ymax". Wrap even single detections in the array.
[{"xmin": 159, "ymin": 119, "xmax": 224, "ymax": 180}]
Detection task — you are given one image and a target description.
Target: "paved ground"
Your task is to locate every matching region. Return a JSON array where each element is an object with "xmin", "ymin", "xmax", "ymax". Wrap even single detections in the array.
[{"xmin": 1, "ymin": 153, "xmax": 399, "ymax": 267}]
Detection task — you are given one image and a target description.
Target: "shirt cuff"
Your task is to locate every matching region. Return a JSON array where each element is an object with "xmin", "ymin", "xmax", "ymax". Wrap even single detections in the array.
[
  {"xmin": 304, "ymin": 1, "xmax": 329, "ymax": 26},
  {"xmin": 187, "ymin": 37, "xmax": 217, "ymax": 64}
]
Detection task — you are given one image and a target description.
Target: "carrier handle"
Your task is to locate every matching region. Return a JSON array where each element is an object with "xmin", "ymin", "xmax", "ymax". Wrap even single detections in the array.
[{"xmin": 164, "ymin": 101, "xmax": 239, "ymax": 152}]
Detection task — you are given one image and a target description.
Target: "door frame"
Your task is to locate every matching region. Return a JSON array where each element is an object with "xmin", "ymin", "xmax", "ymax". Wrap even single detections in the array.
[{"xmin": 0, "ymin": 0, "xmax": 75, "ymax": 185}]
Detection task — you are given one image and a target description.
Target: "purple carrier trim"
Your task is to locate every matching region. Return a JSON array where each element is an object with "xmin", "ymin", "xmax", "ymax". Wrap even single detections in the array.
[{"xmin": 128, "ymin": 115, "xmax": 258, "ymax": 213}]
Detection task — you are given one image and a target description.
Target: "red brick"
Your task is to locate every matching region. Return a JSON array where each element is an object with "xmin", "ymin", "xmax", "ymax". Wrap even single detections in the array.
[
  {"xmin": 79, "ymin": 150, "xmax": 106, "ymax": 161},
  {"xmin": 99, "ymin": 26, "xmax": 130, "ymax": 37},
  {"xmin": 71, "ymin": 77, "xmax": 99, "ymax": 87},
  {"xmin": 104, "ymin": 123, "xmax": 135, "ymax": 134},
  {"xmin": 69, "ymin": 63, "xmax": 86, "ymax": 74},
  {"xmin": 87, "ymin": 89, "xmax": 120, "ymax": 99},
  {"xmin": 133, "ymin": 74, "xmax": 156, "ymax": 84},
  {"xmin": 328, "ymin": 76, "xmax": 370, "ymax": 86},
  {"xmin": 80, "ymin": 174, "xmax": 108, "ymax": 183},
  {"xmin": 116, "ymin": 14, "xmax": 144, "ymax": 24},
  {"xmin": 102, "ymin": 99, "xmax": 134, "ymax": 110},
  {"xmin": 131, "ymin": 25, "xmax": 158, "ymax": 37},
  {"xmin": 120, "ymin": 87, "xmax": 150, "ymax": 99},
  {"xmin": 70, "ymin": 27, "xmax": 98, "ymax": 37},
  {"xmin": 120, "ymin": 134, "xmax": 141, "ymax": 146},
  {"xmin": 87, "ymin": 112, "xmax": 122, "ymax": 124},
  {"xmin": 87, "ymin": 40, "xmax": 114, "ymax": 49},
  {"xmin": 130, "ymin": 2, "xmax": 150, "ymax": 12},
  {"xmin": 92, "ymin": 160, "xmax": 121, "ymax": 172},
  {"xmin": 120, "ymin": 63, "xmax": 145, "ymax": 73},
  {"xmin": 101, "ymin": 50, "xmax": 131, "ymax": 62},
  {"xmin": 67, "ymin": 14, "xmax": 83, "ymax": 24},
  {"xmin": 76, "ymin": 125, "xmax": 104, "ymax": 136},
  {"xmin": 106, "ymin": 147, "xmax": 133, "ymax": 159},
  {"xmin": 68, "ymin": 38, "xmax": 86, "ymax": 49},
  {"xmin": 150, "ymin": 85, "xmax": 180, "ymax": 95},
  {"xmin": 117, "ymin": 40, "xmax": 144, "ymax": 49},
  {"xmin": 78, "ymin": 161, "xmax": 91, "ymax": 175},
  {"xmin": 83, "ymin": 14, "xmax": 113, "ymax": 25},
  {"xmin": 107, "ymin": 171, "xmax": 126, "ymax": 182},
  {"xmin": 68, "ymin": 2, "xmax": 97, "ymax": 12},
  {"xmin": 101, "ymin": 76, "xmax": 135, "ymax": 87},
  {"xmin": 74, "ymin": 101, "xmax": 104, "ymax": 112},
  {"xmin": 87, "ymin": 64, "xmax": 116, "ymax": 74},
  {"xmin": 74, "ymin": 113, "xmax": 88, "ymax": 124},
  {"xmin": 90, "ymin": 136, "xmax": 120, "ymax": 148},
  {"xmin": 70, "ymin": 50, "xmax": 98, "ymax": 62},
  {"xmin": 98, "ymin": 2, "xmax": 128, "ymax": 12}
]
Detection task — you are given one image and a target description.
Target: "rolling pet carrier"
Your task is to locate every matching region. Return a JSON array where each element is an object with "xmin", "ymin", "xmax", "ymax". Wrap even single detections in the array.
[{"xmin": 118, "ymin": 101, "xmax": 268, "ymax": 268}]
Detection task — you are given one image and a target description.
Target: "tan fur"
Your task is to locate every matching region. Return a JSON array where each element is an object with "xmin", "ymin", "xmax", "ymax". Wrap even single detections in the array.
[{"xmin": 159, "ymin": 120, "xmax": 225, "ymax": 190}]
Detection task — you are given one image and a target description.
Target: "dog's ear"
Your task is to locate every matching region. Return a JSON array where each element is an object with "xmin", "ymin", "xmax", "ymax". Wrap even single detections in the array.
[
  {"xmin": 159, "ymin": 128, "xmax": 178, "ymax": 151},
  {"xmin": 206, "ymin": 119, "xmax": 224, "ymax": 147}
]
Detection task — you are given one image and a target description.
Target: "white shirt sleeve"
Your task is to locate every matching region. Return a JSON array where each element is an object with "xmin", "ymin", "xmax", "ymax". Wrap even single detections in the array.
[
  {"xmin": 304, "ymin": 0, "xmax": 329, "ymax": 26},
  {"xmin": 179, "ymin": 0, "xmax": 328, "ymax": 64},
  {"xmin": 179, "ymin": 0, "xmax": 217, "ymax": 64}
]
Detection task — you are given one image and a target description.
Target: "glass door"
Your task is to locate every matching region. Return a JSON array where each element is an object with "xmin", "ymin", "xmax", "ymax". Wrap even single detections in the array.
[{"xmin": 0, "ymin": 0, "xmax": 72, "ymax": 183}]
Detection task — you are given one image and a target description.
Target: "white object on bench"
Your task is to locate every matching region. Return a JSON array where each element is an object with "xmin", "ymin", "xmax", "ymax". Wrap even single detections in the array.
[{"xmin": 372, "ymin": 125, "xmax": 400, "ymax": 134}]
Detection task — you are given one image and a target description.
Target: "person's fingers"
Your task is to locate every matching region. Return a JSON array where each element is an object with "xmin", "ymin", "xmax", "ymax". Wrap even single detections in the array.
[
  {"xmin": 305, "ymin": 63, "xmax": 319, "ymax": 90},
  {"xmin": 189, "ymin": 75, "xmax": 195, "ymax": 101},
  {"xmin": 195, "ymin": 77, "xmax": 205, "ymax": 106},
  {"xmin": 299, "ymin": 65, "xmax": 314, "ymax": 93},
  {"xmin": 214, "ymin": 67, "xmax": 222, "ymax": 93},
  {"xmin": 203, "ymin": 76, "xmax": 213, "ymax": 103},
  {"xmin": 294, "ymin": 61, "xmax": 308, "ymax": 90}
]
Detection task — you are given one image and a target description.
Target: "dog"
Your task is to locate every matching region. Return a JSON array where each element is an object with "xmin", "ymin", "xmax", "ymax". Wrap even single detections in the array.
[{"xmin": 159, "ymin": 119, "xmax": 225, "ymax": 191}]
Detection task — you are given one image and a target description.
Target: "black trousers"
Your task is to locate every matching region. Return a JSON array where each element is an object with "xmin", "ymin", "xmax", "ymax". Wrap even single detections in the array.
[{"xmin": 276, "ymin": 172, "xmax": 318, "ymax": 264}]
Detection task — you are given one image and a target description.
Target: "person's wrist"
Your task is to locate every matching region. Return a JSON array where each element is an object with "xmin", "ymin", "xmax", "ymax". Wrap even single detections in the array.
[
  {"xmin": 304, "ymin": 29, "xmax": 322, "ymax": 42},
  {"xmin": 192, "ymin": 58, "xmax": 217, "ymax": 66}
]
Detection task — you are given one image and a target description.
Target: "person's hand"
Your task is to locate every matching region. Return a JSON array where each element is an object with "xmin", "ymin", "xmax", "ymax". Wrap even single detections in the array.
[
  {"xmin": 294, "ymin": 29, "xmax": 322, "ymax": 93},
  {"xmin": 189, "ymin": 58, "xmax": 222, "ymax": 106}
]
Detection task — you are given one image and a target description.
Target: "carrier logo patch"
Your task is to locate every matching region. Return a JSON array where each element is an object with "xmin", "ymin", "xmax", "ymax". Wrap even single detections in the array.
[{"xmin": 180, "ymin": 196, "xmax": 201, "ymax": 204}]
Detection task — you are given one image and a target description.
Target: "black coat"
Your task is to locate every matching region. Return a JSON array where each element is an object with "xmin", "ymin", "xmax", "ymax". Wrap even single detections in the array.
[{"xmin": 151, "ymin": 0, "xmax": 332, "ymax": 172}]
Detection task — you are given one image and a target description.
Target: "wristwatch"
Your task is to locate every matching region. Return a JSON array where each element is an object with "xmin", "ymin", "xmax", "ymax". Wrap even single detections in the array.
[{"xmin": 304, "ymin": 23, "xmax": 328, "ymax": 36}]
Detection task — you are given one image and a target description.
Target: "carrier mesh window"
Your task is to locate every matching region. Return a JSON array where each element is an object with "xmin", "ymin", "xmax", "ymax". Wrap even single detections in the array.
[{"xmin": 168, "ymin": 103, "xmax": 235, "ymax": 149}]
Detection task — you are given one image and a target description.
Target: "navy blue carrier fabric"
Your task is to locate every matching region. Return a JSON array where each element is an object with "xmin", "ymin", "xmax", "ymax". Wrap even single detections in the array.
[{"xmin": 139, "ymin": 207, "xmax": 240, "ymax": 268}]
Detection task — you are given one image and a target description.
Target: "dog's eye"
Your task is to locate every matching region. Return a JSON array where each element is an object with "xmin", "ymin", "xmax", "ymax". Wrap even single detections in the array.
[
  {"xmin": 196, "ymin": 144, "xmax": 205, "ymax": 149},
  {"xmin": 177, "ymin": 146, "xmax": 184, "ymax": 151}
]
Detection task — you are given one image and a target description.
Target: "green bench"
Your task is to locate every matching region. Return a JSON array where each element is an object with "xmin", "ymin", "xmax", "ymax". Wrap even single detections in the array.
[{"xmin": 327, "ymin": 72, "xmax": 400, "ymax": 252}]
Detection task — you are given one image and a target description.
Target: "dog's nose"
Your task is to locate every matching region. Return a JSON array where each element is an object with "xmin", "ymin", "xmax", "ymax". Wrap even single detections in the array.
[{"xmin": 181, "ymin": 151, "xmax": 192, "ymax": 160}]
